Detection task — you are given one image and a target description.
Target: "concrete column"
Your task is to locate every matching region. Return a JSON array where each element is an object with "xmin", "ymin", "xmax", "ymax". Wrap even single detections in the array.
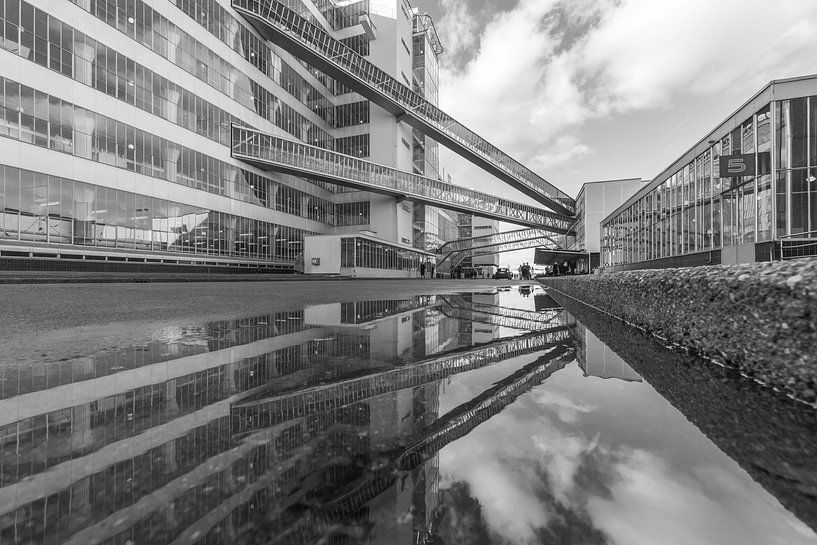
[
  {"xmin": 72, "ymin": 41, "xmax": 95, "ymax": 86},
  {"xmin": 224, "ymin": 361, "xmax": 236, "ymax": 395},
  {"xmin": 230, "ymin": 68, "xmax": 251, "ymax": 108},
  {"xmin": 164, "ymin": 89, "xmax": 181, "ymax": 125},
  {"xmin": 71, "ymin": 404, "xmax": 93, "ymax": 451},
  {"xmin": 164, "ymin": 146, "xmax": 181, "ymax": 184},
  {"xmin": 72, "ymin": 185, "xmax": 95, "ymax": 245},
  {"xmin": 165, "ymin": 379, "xmax": 179, "ymax": 418},
  {"xmin": 165, "ymin": 26, "xmax": 183, "ymax": 66},
  {"xmin": 226, "ymin": 16, "xmax": 241, "ymax": 52},
  {"xmin": 163, "ymin": 439, "xmax": 177, "ymax": 473},
  {"xmin": 72, "ymin": 108, "xmax": 96, "ymax": 160}
]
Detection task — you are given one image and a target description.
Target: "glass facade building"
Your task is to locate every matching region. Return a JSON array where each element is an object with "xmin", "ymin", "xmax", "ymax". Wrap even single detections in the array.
[
  {"xmin": 602, "ymin": 76, "xmax": 817, "ymax": 270},
  {"xmin": 0, "ymin": 0, "xmax": 429, "ymax": 272}
]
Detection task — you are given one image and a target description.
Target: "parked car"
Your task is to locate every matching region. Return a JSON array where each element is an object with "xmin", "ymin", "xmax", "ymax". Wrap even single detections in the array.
[{"xmin": 493, "ymin": 267, "xmax": 512, "ymax": 280}]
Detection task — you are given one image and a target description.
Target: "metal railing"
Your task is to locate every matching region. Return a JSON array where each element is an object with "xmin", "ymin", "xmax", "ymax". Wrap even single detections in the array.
[
  {"xmin": 436, "ymin": 228, "xmax": 560, "ymax": 255},
  {"xmin": 780, "ymin": 229, "xmax": 817, "ymax": 260},
  {"xmin": 232, "ymin": 0, "xmax": 576, "ymax": 215},
  {"xmin": 232, "ymin": 126, "xmax": 572, "ymax": 232},
  {"xmin": 442, "ymin": 295, "xmax": 564, "ymax": 324},
  {"xmin": 436, "ymin": 228, "xmax": 565, "ymax": 267},
  {"xmin": 230, "ymin": 327, "xmax": 571, "ymax": 433},
  {"xmin": 319, "ymin": 346, "xmax": 575, "ymax": 521},
  {"xmin": 439, "ymin": 302, "xmax": 565, "ymax": 331}
]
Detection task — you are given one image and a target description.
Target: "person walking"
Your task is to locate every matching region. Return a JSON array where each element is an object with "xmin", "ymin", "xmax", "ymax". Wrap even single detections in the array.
[
  {"xmin": 430, "ymin": 263, "xmax": 435, "ymax": 279},
  {"xmin": 420, "ymin": 262, "xmax": 426, "ymax": 278}
]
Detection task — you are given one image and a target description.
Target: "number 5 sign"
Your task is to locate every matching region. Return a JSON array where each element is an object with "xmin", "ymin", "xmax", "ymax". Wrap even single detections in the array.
[{"xmin": 718, "ymin": 154, "xmax": 755, "ymax": 177}]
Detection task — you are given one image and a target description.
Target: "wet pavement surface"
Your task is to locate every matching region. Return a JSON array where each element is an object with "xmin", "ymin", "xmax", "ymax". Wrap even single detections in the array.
[{"xmin": 0, "ymin": 281, "xmax": 815, "ymax": 545}]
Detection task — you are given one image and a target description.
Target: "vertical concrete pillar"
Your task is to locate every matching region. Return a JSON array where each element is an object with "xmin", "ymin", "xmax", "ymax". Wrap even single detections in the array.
[
  {"xmin": 226, "ymin": 16, "xmax": 241, "ymax": 52},
  {"xmin": 164, "ymin": 439, "xmax": 177, "ymax": 473},
  {"xmin": 165, "ymin": 26, "xmax": 183, "ymax": 66},
  {"xmin": 164, "ymin": 89, "xmax": 181, "ymax": 125},
  {"xmin": 72, "ymin": 40, "xmax": 95, "ymax": 86},
  {"xmin": 72, "ymin": 109, "xmax": 96, "ymax": 160},
  {"xmin": 71, "ymin": 404, "xmax": 93, "ymax": 451},
  {"xmin": 164, "ymin": 146, "xmax": 181, "ymax": 184},
  {"xmin": 165, "ymin": 379, "xmax": 179, "ymax": 418},
  {"xmin": 72, "ymin": 185, "xmax": 95, "ymax": 245},
  {"xmin": 224, "ymin": 361, "xmax": 236, "ymax": 395}
]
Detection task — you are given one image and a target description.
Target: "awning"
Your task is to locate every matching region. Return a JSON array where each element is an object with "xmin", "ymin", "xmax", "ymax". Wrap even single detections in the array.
[{"xmin": 533, "ymin": 248, "xmax": 590, "ymax": 265}]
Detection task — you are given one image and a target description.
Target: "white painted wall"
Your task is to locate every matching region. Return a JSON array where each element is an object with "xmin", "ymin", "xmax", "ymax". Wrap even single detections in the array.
[
  {"xmin": 303, "ymin": 235, "xmax": 342, "ymax": 274},
  {"xmin": 583, "ymin": 179, "xmax": 644, "ymax": 252}
]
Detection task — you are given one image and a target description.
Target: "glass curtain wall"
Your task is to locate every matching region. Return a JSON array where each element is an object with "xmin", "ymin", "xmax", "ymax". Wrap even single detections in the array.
[
  {"xmin": 602, "ymin": 100, "xmax": 789, "ymax": 267},
  {"xmin": 0, "ymin": 166, "xmax": 315, "ymax": 261},
  {"xmin": 341, "ymin": 237, "xmax": 424, "ymax": 271},
  {"xmin": 0, "ymin": 76, "xmax": 338, "ymax": 225},
  {"xmin": 777, "ymin": 97, "xmax": 817, "ymax": 237}
]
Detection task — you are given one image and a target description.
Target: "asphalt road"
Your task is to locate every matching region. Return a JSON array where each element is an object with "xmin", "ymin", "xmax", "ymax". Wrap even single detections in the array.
[{"xmin": 0, "ymin": 279, "xmax": 533, "ymax": 365}]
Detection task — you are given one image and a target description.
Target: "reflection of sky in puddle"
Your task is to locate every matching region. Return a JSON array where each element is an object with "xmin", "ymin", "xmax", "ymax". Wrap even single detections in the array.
[
  {"xmin": 2, "ymin": 283, "xmax": 815, "ymax": 545},
  {"xmin": 437, "ymin": 326, "xmax": 816, "ymax": 545}
]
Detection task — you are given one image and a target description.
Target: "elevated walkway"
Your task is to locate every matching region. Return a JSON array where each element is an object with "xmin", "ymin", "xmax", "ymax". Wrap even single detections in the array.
[
  {"xmin": 272, "ymin": 345, "xmax": 575, "ymax": 543},
  {"xmin": 437, "ymin": 228, "xmax": 561, "ymax": 256},
  {"xmin": 232, "ymin": 127, "xmax": 572, "ymax": 232},
  {"xmin": 232, "ymin": 0, "xmax": 576, "ymax": 215},
  {"xmin": 230, "ymin": 327, "xmax": 571, "ymax": 434},
  {"xmin": 436, "ymin": 228, "xmax": 563, "ymax": 267},
  {"xmin": 439, "ymin": 295, "xmax": 564, "ymax": 331}
]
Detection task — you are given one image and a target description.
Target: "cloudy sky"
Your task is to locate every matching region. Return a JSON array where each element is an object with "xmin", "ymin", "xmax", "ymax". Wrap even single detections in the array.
[
  {"xmin": 431, "ymin": 328, "xmax": 816, "ymax": 545},
  {"xmin": 408, "ymin": 0, "xmax": 817, "ymax": 264},
  {"xmin": 412, "ymin": 0, "xmax": 817, "ymax": 199}
]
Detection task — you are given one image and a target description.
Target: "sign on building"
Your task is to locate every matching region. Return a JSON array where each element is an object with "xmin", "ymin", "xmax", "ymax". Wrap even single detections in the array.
[{"xmin": 718, "ymin": 154, "xmax": 755, "ymax": 177}]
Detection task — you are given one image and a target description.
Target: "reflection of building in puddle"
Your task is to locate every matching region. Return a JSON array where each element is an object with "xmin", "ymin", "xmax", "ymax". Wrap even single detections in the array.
[
  {"xmin": 439, "ymin": 293, "xmax": 566, "ymax": 333},
  {"xmin": 262, "ymin": 342, "xmax": 576, "ymax": 545},
  {"xmin": 572, "ymin": 319, "xmax": 642, "ymax": 383},
  {"xmin": 534, "ymin": 292, "xmax": 562, "ymax": 312},
  {"xmin": 0, "ymin": 296, "xmax": 523, "ymax": 544}
]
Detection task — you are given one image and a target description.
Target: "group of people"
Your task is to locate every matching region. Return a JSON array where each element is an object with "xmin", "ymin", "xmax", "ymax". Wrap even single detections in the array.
[
  {"xmin": 549, "ymin": 260, "xmax": 575, "ymax": 276},
  {"xmin": 419, "ymin": 261, "xmax": 436, "ymax": 279},
  {"xmin": 517, "ymin": 262, "xmax": 533, "ymax": 280}
]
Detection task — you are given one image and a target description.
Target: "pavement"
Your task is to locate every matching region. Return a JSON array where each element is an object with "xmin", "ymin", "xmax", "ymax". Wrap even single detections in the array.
[
  {"xmin": 0, "ymin": 271, "xmax": 514, "ymax": 284},
  {"xmin": 0, "ymin": 278, "xmax": 531, "ymax": 356}
]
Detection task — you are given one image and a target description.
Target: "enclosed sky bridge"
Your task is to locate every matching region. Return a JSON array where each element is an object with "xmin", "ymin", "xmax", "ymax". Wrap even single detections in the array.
[
  {"xmin": 274, "ymin": 345, "xmax": 576, "ymax": 544},
  {"xmin": 232, "ymin": 0, "xmax": 576, "ymax": 216},
  {"xmin": 230, "ymin": 327, "xmax": 571, "ymax": 434},
  {"xmin": 436, "ymin": 228, "xmax": 564, "ymax": 266},
  {"xmin": 440, "ymin": 295, "xmax": 564, "ymax": 331},
  {"xmin": 232, "ymin": 127, "xmax": 572, "ymax": 232}
]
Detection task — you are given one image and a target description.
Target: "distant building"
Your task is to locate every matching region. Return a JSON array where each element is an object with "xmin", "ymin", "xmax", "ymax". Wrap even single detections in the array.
[
  {"xmin": 535, "ymin": 178, "xmax": 644, "ymax": 273},
  {"xmin": 455, "ymin": 214, "xmax": 500, "ymax": 276},
  {"xmin": 0, "ymin": 0, "xmax": 462, "ymax": 276},
  {"xmin": 601, "ymin": 75, "xmax": 817, "ymax": 271}
]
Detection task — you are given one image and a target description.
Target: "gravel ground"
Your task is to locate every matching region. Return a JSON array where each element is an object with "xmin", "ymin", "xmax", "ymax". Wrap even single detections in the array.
[{"xmin": 541, "ymin": 260, "xmax": 817, "ymax": 403}]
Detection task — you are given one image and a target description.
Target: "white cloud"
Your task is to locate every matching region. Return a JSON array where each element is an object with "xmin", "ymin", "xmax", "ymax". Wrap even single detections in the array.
[
  {"xmin": 437, "ymin": 0, "xmax": 817, "ymax": 190},
  {"xmin": 436, "ymin": 370, "xmax": 817, "ymax": 545},
  {"xmin": 588, "ymin": 448, "xmax": 817, "ymax": 545},
  {"xmin": 435, "ymin": 0, "xmax": 480, "ymax": 64}
]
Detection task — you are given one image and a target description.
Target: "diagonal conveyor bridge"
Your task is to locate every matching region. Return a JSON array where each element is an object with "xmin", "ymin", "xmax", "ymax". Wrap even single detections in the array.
[{"xmin": 232, "ymin": 0, "xmax": 576, "ymax": 216}]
